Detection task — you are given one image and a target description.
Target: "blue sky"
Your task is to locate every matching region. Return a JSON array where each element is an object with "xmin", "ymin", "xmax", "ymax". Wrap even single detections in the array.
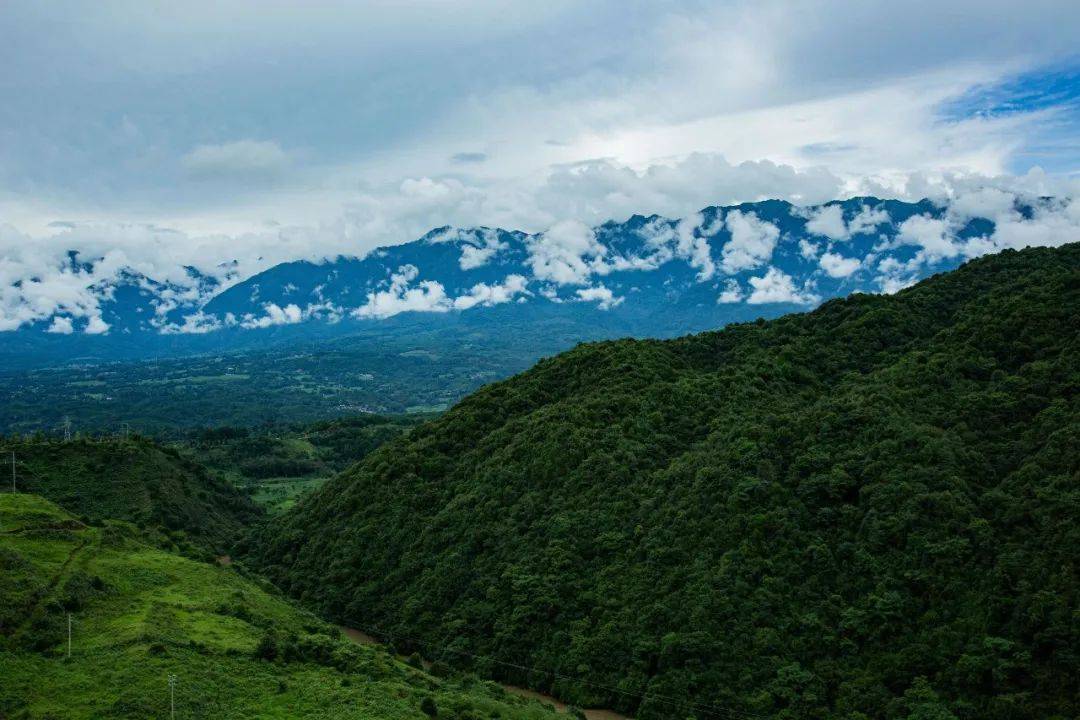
[
  {"xmin": 0, "ymin": 0, "xmax": 1078, "ymax": 310},
  {"xmin": 939, "ymin": 63, "xmax": 1080, "ymax": 174}
]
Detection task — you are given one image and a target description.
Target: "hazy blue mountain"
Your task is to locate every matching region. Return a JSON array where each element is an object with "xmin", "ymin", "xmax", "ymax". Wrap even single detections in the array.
[{"xmin": 0, "ymin": 197, "xmax": 1012, "ymax": 371}]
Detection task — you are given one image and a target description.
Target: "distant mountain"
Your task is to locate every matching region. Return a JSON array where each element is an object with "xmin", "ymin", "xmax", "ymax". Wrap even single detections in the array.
[
  {"xmin": 248, "ymin": 243, "xmax": 1080, "ymax": 720},
  {"xmin": 0, "ymin": 197, "xmax": 1016, "ymax": 370}
]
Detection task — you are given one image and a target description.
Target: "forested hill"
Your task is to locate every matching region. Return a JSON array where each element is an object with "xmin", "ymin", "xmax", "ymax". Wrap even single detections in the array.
[
  {"xmin": 249, "ymin": 243, "xmax": 1080, "ymax": 720},
  {"xmin": 0, "ymin": 436, "xmax": 260, "ymax": 553}
]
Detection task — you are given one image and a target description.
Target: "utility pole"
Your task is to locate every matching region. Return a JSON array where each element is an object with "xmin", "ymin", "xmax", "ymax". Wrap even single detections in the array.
[
  {"xmin": 168, "ymin": 674, "xmax": 177, "ymax": 720},
  {"xmin": 67, "ymin": 613, "xmax": 72, "ymax": 658},
  {"xmin": 10, "ymin": 451, "xmax": 15, "ymax": 493}
]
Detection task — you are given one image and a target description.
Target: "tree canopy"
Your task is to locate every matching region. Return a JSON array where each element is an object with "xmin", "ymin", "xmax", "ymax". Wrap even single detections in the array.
[{"xmin": 249, "ymin": 243, "xmax": 1080, "ymax": 720}]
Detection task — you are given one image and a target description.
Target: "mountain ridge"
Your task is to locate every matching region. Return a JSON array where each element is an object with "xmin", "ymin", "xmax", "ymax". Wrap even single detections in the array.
[
  {"xmin": 248, "ymin": 242, "xmax": 1080, "ymax": 720},
  {"xmin": 2, "ymin": 195, "xmax": 1032, "ymax": 370}
]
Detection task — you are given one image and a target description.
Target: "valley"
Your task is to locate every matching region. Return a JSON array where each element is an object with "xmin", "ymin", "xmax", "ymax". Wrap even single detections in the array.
[
  {"xmin": 2, "ymin": 243, "xmax": 1077, "ymax": 719},
  {"xmin": 3, "ymin": 7, "xmax": 1078, "ymax": 718}
]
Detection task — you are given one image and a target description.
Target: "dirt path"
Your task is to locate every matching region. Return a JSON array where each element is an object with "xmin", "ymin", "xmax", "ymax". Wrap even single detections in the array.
[{"xmin": 339, "ymin": 625, "xmax": 631, "ymax": 720}]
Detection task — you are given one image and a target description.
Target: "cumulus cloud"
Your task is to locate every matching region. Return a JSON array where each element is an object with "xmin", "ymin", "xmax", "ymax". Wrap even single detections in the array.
[
  {"xmin": 575, "ymin": 284, "xmax": 623, "ymax": 310},
  {"xmin": 459, "ymin": 230, "xmax": 509, "ymax": 270},
  {"xmin": 159, "ymin": 311, "xmax": 225, "ymax": 335},
  {"xmin": 84, "ymin": 314, "xmax": 110, "ymax": 335},
  {"xmin": 46, "ymin": 316, "xmax": 74, "ymax": 334},
  {"xmin": 720, "ymin": 210, "xmax": 780, "ymax": 274},
  {"xmin": 526, "ymin": 220, "xmax": 606, "ymax": 285},
  {"xmin": 747, "ymin": 267, "xmax": 820, "ymax": 305},
  {"xmin": 896, "ymin": 214, "xmax": 961, "ymax": 262},
  {"xmin": 241, "ymin": 302, "xmax": 304, "ymax": 329},
  {"xmin": 848, "ymin": 205, "xmax": 891, "ymax": 236},
  {"xmin": 352, "ymin": 266, "xmax": 530, "ymax": 319},
  {"xmin": 799, "ymin": 239, "xmax": 821, "ymax": 260},
  {"xmin": 353, "ymin": 265, "xmax": 451, "ymax": 320},
  {"xmin": 819, "ymin": 251, "xmax": 862, "ymax": 278},
  {"xmin": 452, "ymin": 274, "xmax": 529, "ymax": 310},
  {"xmin": 803, "ymin": 203, "xmax": 890, "ymax": 240},
  {"xmin": 805, "ymin": 205, "xmax": 848, "ymax": 240},
  {"xmin": 717, "ymin": 279, "xmax": 744, "ymax": 303},
  {"xmin": 627, "ymin": 214, "xmax": 718, "ymax": 280}
]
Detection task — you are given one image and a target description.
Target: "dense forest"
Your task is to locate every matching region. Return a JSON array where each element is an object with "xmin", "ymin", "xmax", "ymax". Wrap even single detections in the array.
[
  {"xmin": 0, "ymin": 436, "xmax": 260, "ymax": 553},
  {"xmin": 249, "ymin": 243, "xmax": 1080, "ymax": 720}
]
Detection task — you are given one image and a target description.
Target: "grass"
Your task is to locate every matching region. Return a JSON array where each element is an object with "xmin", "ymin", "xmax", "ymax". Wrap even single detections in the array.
[
  {"xmin": 250, "ymin": 476, "xmax": 329, "ymax": 513},
  {"xmin": 0, "ymin": 494, "xmax": 566, "ymax": 720}
]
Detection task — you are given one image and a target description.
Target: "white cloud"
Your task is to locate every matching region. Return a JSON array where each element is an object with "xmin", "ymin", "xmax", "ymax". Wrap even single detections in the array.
[
  {"xmin": 848, "ymin": 205, "xmax": 891, "ymax": 236},
  {"xmin": 819, "ymin": 251, "xmax": 862, "ymax": 278},
  {"xmin": 46, "ymin": 316, "xmax": 74, "ymax": 334},
  {"xmin": 747, "ymin": 267, "xmax": 820, "ymax": 305},
  {"xmin": 353, "ymin": 265, "xmax": 451, "ymax": 320},
  {"xmin": 159, "ymin": 311, "xmax": 225, "ymax": 334},
  {"xmin": 896, "ymin": 214, "xmax": 960, "ymax": 261},
  {"xmin": 947, "ymin": 187, "xmax": 1018, "ymax": 221},
  {"xmin": 352, "ymin": 265, "xmax": 531, "ymax": 318},
  {"xmin": 720, "ymin": 210, "xmax": 780, "ymax": 274},
  {"xmin": 84, "ymin": 314, "xmax": 110, "ymax": 334},
  {"xmin": 459, "ymin": 229, "xmax": 509, "ymax": 270},
  {"xmin": 526, "ymin": 220, "xmax": 606, "ymax": 285},
  {"xmin": 241, "ymin": 302, "xmax": 304, "ymax": 329},
  {"xmin": 805, "ymin": 205, "xmax": 848, "ymax": 240},
  {"xmin": 181, "ymin": 140, "xmax": 290, "ymax": 179},
  {"xmin": 674, "ymin": 213, "xmax": 719, "ymax": 281},
  {"xmin": 799, "ymin": 238, "xmax": 820, "ymax": 259},
  {"xmin": 575, "ymin": 284, "xmax": 623, "ymax": 310},
  {"xmin": 626, "ymin": 214, "xmax": 718, "ymax": 279},
  {"xmin": 717, "ymin": 279, "xmax": 744, "ymax": 303},
  {"xmin": 804, "ymin": 203, "xmax": 890, "ymax": 240},
  {"xmin": 452, "ymin": 274, "xmax": 529, "ymax": 310}
]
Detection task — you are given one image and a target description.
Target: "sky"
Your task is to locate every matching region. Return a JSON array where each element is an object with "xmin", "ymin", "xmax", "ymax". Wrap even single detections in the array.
[{"xmin": 1, "ymin": 0, "xmax": 1079, "ymax": 328}]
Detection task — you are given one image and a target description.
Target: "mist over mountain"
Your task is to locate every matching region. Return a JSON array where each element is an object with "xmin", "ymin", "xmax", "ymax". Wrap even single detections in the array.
[{"xmin": 3, "ymin": 194, "xmax": 1070, "ymax": 371}]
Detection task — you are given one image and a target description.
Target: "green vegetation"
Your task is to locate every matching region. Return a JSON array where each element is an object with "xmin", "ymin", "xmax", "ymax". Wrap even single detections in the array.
[
  {"xmin": 249, "ymin": 244, "xmax": 1080, "ymax": 719},
  {"xmin": 0, "ymin": 437, "xmax": 260, "ymax": 553},
  {"xmin": 0, "ymin": 317, "xmax": 586, "ymax": 433},
  {"xmin": 0, "ymin": 493, "xmax": 568, "ymax": 720},
  {"xmin": 178, "ymin": 415, "xmax": 423, "ymax": 513}
]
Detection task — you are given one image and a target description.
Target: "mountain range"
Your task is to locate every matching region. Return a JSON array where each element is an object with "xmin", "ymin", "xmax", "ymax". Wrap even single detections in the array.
[{"xmin": 2, "ymin": 196, "xmax": 1024, "ymax": 370}]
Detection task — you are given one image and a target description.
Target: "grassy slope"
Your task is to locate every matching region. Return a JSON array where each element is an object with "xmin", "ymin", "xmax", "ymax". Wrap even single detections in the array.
[
  {"xmin": 0, "ymin": 437, "xmax": 260, "ymax": 553},
  {"xmin": 0, "ymin": 494, "xmax": 565, "ymax": 720},
  {"xmin": 248, "ymin": 244, "xmax": 1080, "ymax": 720}
]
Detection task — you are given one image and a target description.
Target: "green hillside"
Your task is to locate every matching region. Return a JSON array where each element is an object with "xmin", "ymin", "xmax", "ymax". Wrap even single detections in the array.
[
  {"xmin": 249, "ymin": 244, "xmax": 1080, "ymax": 720},
  {"xmin": 0, "ymin": 436, "xmax": 260, "ymax": 553},
  {"xmin": 179, "ymin": 414, "xmax": 424, "ymax": 513},
  {"xmin": 0, "ymin": 493, "xmax": 568, "ymax": 720}
]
